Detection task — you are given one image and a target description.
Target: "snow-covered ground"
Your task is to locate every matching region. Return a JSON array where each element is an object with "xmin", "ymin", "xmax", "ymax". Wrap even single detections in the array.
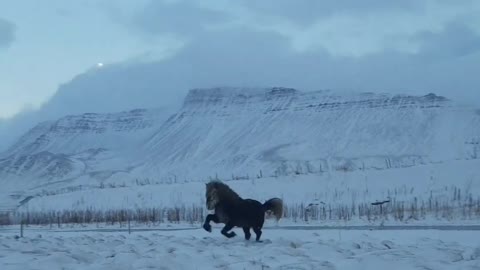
[
  {"xmin": 16, "ymin": 159, "xmax": 480, "ymax": 212},
  {"xmin": 1, "ymin": 226, "xmax": 479, "ymax": 270},
  {"xmin": 7, "ymin": 159, "xmax": 477, "ymax": 228}
]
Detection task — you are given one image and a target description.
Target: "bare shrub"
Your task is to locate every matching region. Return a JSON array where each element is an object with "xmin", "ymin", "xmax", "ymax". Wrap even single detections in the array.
[{"xmin": 6, "ymin": 186, "xmax": 479, "ymax": 227}]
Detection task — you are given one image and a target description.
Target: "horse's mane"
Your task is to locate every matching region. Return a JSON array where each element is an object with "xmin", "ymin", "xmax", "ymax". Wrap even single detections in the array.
[{"xmin": 206, "ymin": 180, "xmax": 242, "ymax": 207}]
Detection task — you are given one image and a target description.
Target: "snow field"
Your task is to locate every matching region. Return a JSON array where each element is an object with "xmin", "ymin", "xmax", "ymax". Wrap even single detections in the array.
[
  {"xmin": 8, "ymin": 160, "xmax": 479, "ymax": 227},
  {"xmin": 0, "ymin": 227, "xmax": 479, "ymax": 270}
]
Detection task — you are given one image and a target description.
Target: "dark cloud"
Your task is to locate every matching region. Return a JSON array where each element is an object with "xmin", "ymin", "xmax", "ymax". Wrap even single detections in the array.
[
  {"xmin": 413, "ymin": 22, "xmax": 480, "ymax": 59},
  {"xmin": 131, "ymin": 0, "xmax": 230, "ymax": 36},
  {"xmin": 0, "ymin": 18, "xmax": 15, "ymax": 48},
  {"xmin": 238, "ymin": 0, "xmax": 419, "ymax": 26}
]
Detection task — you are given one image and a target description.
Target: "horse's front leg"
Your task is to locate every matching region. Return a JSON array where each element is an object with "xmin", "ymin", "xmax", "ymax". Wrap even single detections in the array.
[
  {"xmin": 203, "ymin": 214, "xmax": 219, "ymax": 232},
  {"xmin": 221, "ymin": 222, "xmax": 236, "ymax": 238}
]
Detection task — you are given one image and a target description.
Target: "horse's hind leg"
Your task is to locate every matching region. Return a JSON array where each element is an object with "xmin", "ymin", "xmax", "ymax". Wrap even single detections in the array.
[
  {"xmin": 203, "ymin": 214, "xmax": 219, "ymax": 233},
  {"xmin": 221, "ymin": 223, "xmax": 236, "ymax": 238},
  {"xmin": 242, "ymin": 227, "xmax": 251, "ymax": 240},
  {"xmin": 253, "ymin": 227, "xmax": 262, "ymax": 242}
]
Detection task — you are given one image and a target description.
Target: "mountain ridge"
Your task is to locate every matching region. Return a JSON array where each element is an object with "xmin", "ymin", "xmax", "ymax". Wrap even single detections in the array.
[{"xmin": 1, "ymin": 87, "xmax": 478, "ymax": 193}]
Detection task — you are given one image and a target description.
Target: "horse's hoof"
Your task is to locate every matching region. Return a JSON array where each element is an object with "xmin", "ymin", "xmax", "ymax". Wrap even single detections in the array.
[
  {"xmin": 224, "ymin": 231, "xmax": 236, "ymax": 238},
  {"xmin": 203, "ymin": 224, "xmax": 212, "ymax": 232}
]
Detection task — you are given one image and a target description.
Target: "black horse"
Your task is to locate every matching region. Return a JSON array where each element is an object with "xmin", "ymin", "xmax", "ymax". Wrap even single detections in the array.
[{"xmin": 202, "ymin": 180, "xmax": 283, "ymax": 242}]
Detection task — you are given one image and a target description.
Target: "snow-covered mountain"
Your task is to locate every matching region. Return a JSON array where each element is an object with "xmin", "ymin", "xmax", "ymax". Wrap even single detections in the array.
[
  {"xmin": 136, "ymin": 87, "xmax": 480, "ymax": 179},
  {"xmin": 1, "ymin": 87, "xmax": 479, "ymax": 196},
  {"xmin": 0, "ymin": 108, "xmax": 168, "ymax": 186}
]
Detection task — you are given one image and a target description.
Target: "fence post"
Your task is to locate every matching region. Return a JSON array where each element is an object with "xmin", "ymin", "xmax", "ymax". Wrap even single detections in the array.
[
  {"xmin": 128, "ymin": 218, "xmax": 131, "ymax": 234},
  {"xmin": 20, "ymin": 221, "xmax": 24, "ymax": 238}
]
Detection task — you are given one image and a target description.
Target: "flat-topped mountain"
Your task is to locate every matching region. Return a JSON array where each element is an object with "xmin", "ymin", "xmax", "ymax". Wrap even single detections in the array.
[{"xmin": 1, "ymin": 87, "xmax": 479, "ymax": 192}]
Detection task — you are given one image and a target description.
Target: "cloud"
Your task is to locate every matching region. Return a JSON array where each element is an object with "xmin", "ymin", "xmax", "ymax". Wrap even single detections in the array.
[
  {"xmin": 117, "ymin": 0, "xmax": 480, "ymax": 58},
  {"xmin": 238, "ymin": 0, "xmax": 419, "ymax": 26},
  {"xmin": 0, "ymin": 18, "xmax": 15, "ymax": 48},
  {"xmin": 413, "ymin": 22, "xmax": 480, "ymax": 59},
  {"xmin": 126, "ymin": 0, "xmax": 230, "ymax": 37},
  {"xmin": 26, "ymin": 25, "xmax": 480, "ymax": 120},
  {"xmin": 243, "ymin": 0, "xmax": 480, "ymax": 57}
]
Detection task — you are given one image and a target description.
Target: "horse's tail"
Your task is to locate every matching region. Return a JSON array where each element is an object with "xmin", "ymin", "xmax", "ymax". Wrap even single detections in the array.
[{"xmin": 263, "ymin": 198, "xmax": 283, "ymax": 221}]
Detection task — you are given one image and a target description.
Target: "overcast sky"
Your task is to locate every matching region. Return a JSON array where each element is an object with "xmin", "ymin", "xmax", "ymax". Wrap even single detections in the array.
[{"xmin": 1, "ymin": 0, "xmax": 480, "ymax": 148}]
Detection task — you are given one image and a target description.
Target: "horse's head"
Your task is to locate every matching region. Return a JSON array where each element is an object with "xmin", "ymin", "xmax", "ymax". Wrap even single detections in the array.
[
  {"xmin": 205, "ymin": 180, "xmax": 242, "ymax": 210},
  {"xmin": 205, "ymin": 182, "xmax": 219, "ymax": 210}
]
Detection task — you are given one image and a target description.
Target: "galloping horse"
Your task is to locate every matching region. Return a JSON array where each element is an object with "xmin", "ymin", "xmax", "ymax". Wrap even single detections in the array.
[{"xmin": 202, "ymin": 180, "xmax": 283, "ymax": 242}]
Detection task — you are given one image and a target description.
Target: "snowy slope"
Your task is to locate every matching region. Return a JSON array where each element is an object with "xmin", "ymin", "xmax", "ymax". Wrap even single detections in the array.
[
  {"xmin": 136, "ymin": 87, "xmax": 480, "ymax": 180},
  {"xmin": 5, "ymin": 108, "xmax": 165, "ymax": 156},
  {"xmin": 0, "ymin": 108, "xmax": 169, "ymax": 209}
]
